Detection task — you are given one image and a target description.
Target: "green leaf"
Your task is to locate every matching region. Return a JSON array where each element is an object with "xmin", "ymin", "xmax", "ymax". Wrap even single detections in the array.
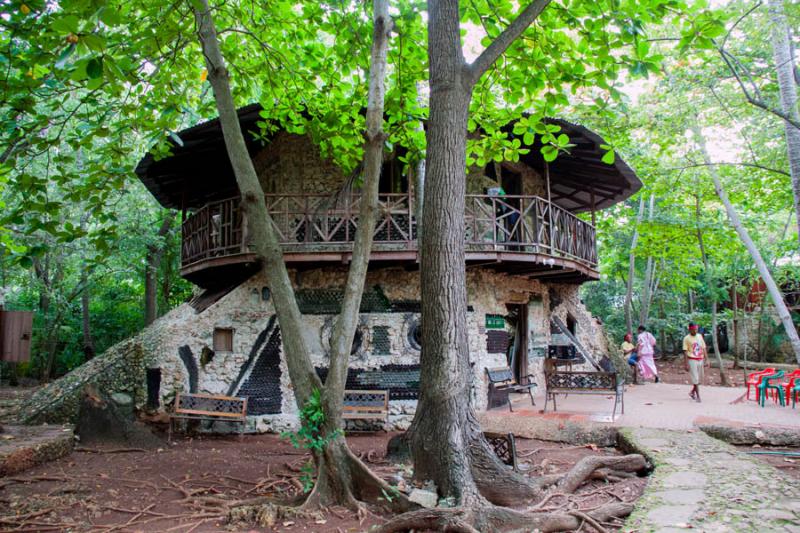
[
  {"xmin": 541, "ymin": 145, "xmax": 558, "ymax": 162},
  {"xmin": 601, "ymin": 149, "xmax": 615, "ymax": 165},
  {"xmin": 98, "ymin": 7, "xmax": 121, "ymax": 26},
  {"xmin": 54, "ymin": 44, "xmax": 76, "ymax": 69},
  {"xmin": 86, "ymin": 57, "xmax": 104, "ymax": 79},
  {"xmin": 51, "ymin": 15, "xmax": 80, "ymax": 35}
]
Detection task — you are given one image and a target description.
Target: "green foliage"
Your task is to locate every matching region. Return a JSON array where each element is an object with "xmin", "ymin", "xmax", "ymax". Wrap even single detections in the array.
[{"xmin": 281, "ymin": 389, "xmax": 341, "ymax": 454}]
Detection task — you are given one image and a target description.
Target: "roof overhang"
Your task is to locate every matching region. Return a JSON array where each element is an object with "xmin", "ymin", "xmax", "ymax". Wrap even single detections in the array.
[{"xmin": 135, "ymin": 105, "xmax": 641, "ymax": 212}]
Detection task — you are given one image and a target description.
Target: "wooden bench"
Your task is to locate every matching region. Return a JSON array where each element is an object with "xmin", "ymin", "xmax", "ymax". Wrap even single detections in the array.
[
  {"xmin": 486, "ymin": 367, "xmax": 537, "ymax": 412},
  {"xmin": 342, "ymin": 390, "xmax": 389, "ymax": 429},
  {"xmin": 168, "ymin": 392, "xmax": 248, "ymax": 442},
  {"xmin": 485, "ymin": 432, "xmax": 519, "ymax": 471},
  {"xmin": 544, "ymin": 371, "xmax": 624, "ymax": 420}
]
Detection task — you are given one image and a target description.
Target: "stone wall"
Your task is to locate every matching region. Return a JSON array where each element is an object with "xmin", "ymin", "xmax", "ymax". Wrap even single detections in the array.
[
  {"xmin": 17, "ymin": 342, "xmax": 146, "ymax": 425},
  {"xmin": 134, "ymin": 267, "xmax": 605, "ymax": 432},
  {"xmin": 15, "ymin": 266, "xmax": 608, "ymax": 431},
  {"xmin": 251, "ymin": 132, "xmax": 348, "ymax": 195}
]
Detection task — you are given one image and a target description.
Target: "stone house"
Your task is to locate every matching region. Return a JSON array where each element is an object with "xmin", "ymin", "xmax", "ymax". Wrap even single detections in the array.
[{"xmin": 133, "ymin": 104, "xmax": 641, "ymax": 431}]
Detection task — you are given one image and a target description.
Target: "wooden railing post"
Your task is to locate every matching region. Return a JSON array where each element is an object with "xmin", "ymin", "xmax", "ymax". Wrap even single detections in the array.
[{"xmin": 180, "ymin": 192, "xmax": 597, "ymax": 272}]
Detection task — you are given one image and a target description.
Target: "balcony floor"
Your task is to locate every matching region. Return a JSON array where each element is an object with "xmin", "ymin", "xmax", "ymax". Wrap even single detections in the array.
[{"xmin": 182, "ymin": 248, "xmax": 597, "ymax": 288}]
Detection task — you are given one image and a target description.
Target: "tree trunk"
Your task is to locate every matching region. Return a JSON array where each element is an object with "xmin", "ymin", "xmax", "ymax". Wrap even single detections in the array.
[
  {"xmin": 193, "ymin": 0, "xmax": 319, "ymax": 410},
  {"xmin": 693, "ymin": 125, "xmax": 800, "ymax": 363},
  {"xmin": 768, "ymin": 0, "xmax": 800, "ymax": 247},
  {"xmin": 81, "ymin": 268, "xmax": 95, "ymax": 361},
  {"xmin": 193, "ymin": 0, "xmax": 406, "ymax": 510},
  {"xmin": 639, "ymin": 194, "xmax": 656, "ymax": 326},
  {"xmin": 733, "ymin": 281, "xmax": 740, "ymax": 368},
  {"xmin": 409, "ymin": 0, "xmax": 553, "ymax": 507},
  {"xmin": 625, "ymin": 195, "xmax": 646, "ymax": 333},
  {"xmin": 144, "ymin": 213, "xmax": 175, "ymax": 326},
  {"xmin": 694, "ymin": 194, "xmax": 729, "ymax": 385},
  {"xmin": 409, "ymin": 0, "xmax": 480, "ymax": 502},
  {"xmin": 315, "ymin": 0, "xmax": 397, "ymax": 507}
]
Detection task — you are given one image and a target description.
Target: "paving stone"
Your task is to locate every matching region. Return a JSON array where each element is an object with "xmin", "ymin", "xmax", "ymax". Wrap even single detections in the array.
[
  {"xmin": 622, "ymin": 427, "xmax": 800, "ymax": 533},
  {"xmin": 664, "ymin": 457, "xmax": 692, "ymax": 467},
  {"xmin": 652, "ymin": 489, "xmax": 705, "ymax": 505},
  {"xmin": 639, "ymin": 437, "xmax": 672, "ymax": 447},
  {"xmin": 647, "ymin": 505, "xmax": 697, "ymax": 527},
  {"xmin": 662, "ymin": 471, "xmax": 706, "ymax": 488},
  {"xmin": 758, "ymin": 510, "xmax": 798, "ymax": 522}
]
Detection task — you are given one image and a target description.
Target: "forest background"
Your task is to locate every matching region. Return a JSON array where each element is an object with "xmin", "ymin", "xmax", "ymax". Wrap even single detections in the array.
[{"xmin": 0, "ymin": 0, "xmax": 798, "ymax": 382}]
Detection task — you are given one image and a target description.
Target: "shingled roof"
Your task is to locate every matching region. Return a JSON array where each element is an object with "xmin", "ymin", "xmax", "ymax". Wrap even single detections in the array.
[{"xmin": 135, "ymin": 104, "xmax": 641, "ymax": 213}]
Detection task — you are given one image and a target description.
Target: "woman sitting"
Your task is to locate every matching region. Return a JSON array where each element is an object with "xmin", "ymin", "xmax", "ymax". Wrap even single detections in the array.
[{"xmin": 621, "ymin": 333, "xmax": 638, "ymax": 384}]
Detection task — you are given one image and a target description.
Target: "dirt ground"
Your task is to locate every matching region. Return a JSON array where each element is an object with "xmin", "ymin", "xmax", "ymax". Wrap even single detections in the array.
[
  {"xmin": 644, "ymin": 356, "xmax": 751, "ymax": 387},
  {"xmin": 0, "ymin": 431, "xmax": 647, "ymax": 532},
  {"xmin": 735, "ymin": 445, "xmax": 800, "ymax": 481}
]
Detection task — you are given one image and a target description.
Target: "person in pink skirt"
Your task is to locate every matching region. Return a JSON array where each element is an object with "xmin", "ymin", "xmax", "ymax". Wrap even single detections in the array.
[{"xmin": 636, "ymin": 325, "xmax": 659, "ymax": 383}]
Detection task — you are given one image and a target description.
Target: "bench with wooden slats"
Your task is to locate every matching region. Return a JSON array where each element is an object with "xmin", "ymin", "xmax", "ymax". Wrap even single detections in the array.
[
  {"xmin": 486, "ymin": 366, "xmax": 537, "ymax": 412},
  {"xmin": 168, "ymin": 392, "xmax": 248, "ymax": 442},
  {"xmin": 342, "ymin": 390, "xmax": 389, "ymax": 426}
]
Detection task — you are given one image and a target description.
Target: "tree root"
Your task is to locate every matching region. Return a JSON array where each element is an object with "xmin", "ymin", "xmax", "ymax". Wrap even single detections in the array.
[
  {"xmin": 228, "ymin": 501, "xmax": 324, "ymax": 528},
  {"xmin": 375, "ymin": 501, "xmax": 633, "ymax": 533}
]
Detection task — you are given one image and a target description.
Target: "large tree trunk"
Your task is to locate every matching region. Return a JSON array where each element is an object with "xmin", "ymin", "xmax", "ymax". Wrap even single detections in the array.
[
  {"xmin": 693, "ymin": 125, "xmax": 800, "ymax": 363},
  {"xmin": 694, "ymin": 194, "xmax": 729, "ymax": 385},
  {"xmin": 144, "ymin": 213, "xmax": 175, "ymax": 326},
  {"xmin": 625, "ymin": 195, "xmax": 646, "ymax": 333},
  {"xmin": 409, "ymin": 0, "xmax": 480, "ymax": 502},
  {"xmin": 768, "ymin": 0, "xmax": 800, "ymax": 248},
  {"xmin": 409, "ymin": 0, "xmax": 554, "ymax": 507}
]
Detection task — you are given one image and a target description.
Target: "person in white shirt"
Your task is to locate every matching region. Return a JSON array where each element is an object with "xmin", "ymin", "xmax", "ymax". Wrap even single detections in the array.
[{"xmin": 636, "ymin": 325, "xmax": 659, "ymax": 383}]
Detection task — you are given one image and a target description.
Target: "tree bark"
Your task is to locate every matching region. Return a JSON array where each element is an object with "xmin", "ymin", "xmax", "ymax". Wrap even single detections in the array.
[
  {"xmin": 410, "ymin": 0, "xmax": 481, "ymax": 502},
  {"xmin": 144, "ymin": 213, "xmax": 175, "ymax": 326},
  {"xmin": 768, "ymin": 0, "xmax": 800, "ymax": 248},
  {"xmin": 192, "ymin": 0, "xmax": 319, "ymax": 409},
  {"xmin": 408, "ymin": 0, "xmax": 553, "ymax": 507},
  {"xmin": 625, "ymin": 195, "xmax": 646, "ymax": 333},
  {"xmin": 315, "ymin": 0, "xmax": 396, "ymax": 507},
  {"xmin": 80, "ymin": 268, "xmax": 95, "ymax": 361},
  {"xmin": 693, "ymin": 125, "xmax": 800, "ymax": 363},
  {"xmin": 193, "ymin": 0, "xmax": 404, "ymax": 510},
  {"xmin": 694, "ymin": 194, "xmax": 729, "ymax": 385},
  {"xmin": 639, "ymin": 194, "xmax": 656, "ymax": 326}
]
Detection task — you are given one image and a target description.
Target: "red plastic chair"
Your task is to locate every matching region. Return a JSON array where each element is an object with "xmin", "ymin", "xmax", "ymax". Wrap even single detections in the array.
[
  {"xmin": 781, "ymin": 370, "xmax": 800, "ymax": 404},
  {"xmin": 746, "ymin": 368, "xmax": 775, "ymax": 401}
]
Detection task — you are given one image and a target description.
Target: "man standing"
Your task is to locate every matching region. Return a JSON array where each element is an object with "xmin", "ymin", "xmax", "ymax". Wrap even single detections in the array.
[{"xmin": 683, "ymin": 322, "xmax": 709, "ymax": 402}]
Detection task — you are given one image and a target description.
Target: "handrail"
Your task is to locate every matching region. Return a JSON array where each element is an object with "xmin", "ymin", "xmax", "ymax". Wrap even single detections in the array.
[{"xmin": 181, "ymin": 192, "xmax": 598, "ymax": 269}]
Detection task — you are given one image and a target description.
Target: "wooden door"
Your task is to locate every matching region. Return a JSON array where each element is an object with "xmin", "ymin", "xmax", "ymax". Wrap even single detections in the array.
[{"xmin": 0, "ymin": 310, "xmax": 34, "ymax": 362}]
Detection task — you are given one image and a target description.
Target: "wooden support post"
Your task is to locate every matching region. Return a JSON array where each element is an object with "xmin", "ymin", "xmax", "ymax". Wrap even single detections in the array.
[
  {"xmin": 590, "ymin": 186, "xmax": 596, "ymax": 226},
  {"xmin": 545, "ymin": 162, "xmax": 554, "ymax": 253}
]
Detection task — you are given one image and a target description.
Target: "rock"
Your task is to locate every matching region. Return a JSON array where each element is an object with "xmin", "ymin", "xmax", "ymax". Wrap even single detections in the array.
[
  {"xmin": 408, "ymin": 488, "xmax": 438, "ymax": 508},
  {"xmin": 110, "ymin": 392, "xmax": 133, "ymax": 406},
  {"xmin": 76, "ymin": 385, "xmax": 161, "ymax": 449}
]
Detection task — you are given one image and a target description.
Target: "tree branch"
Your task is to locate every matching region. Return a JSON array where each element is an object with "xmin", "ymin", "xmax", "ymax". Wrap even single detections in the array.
[
  {"xmin": 464, "ymin": 0, "xmax": 552, "ymax": 86},
  {"xmin": 668, "ymin": 161, "xmax": 790, "ymax": 177}
]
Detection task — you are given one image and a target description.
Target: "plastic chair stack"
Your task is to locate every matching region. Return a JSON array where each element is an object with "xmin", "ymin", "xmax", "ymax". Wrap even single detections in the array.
[
  {"xmin": 758, "ymin": 370, "xmax": 786, "ymax": 407},
  {"xmin": 781, "ymin": 370, "xmax": 800, "ymax": 405},
  {"xmin": 746, "ymin": 368, "xmax": 775, "ymax": 401}
]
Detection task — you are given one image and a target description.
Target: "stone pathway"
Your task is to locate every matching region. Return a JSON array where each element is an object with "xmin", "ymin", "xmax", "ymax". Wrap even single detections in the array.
[{"xmin": 622, "ymin": 427, "xmax": 800, "ymax": 532}]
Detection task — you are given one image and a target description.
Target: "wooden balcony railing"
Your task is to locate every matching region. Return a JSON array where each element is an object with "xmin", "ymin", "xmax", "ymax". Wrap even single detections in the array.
[{"xmin": 181, "ymin": 193, "xmax": 597, "ymax": 271}]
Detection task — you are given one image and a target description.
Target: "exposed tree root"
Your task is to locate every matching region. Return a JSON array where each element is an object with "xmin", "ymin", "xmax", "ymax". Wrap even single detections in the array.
[
  {"xmin": 375, "ymin": 502, "xmax": 633, "ymax": 533},
  {"xmin": 377, "ymin": 442, "xmax": 645, "ymax": 532}
]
